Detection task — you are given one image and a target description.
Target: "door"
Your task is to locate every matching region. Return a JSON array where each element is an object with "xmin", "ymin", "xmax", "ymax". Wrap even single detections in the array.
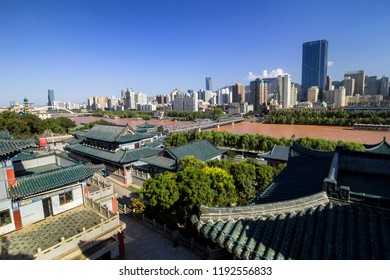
[{"xmin": 42, "ymin": 198, "xmax": 52, "ymax": 218}]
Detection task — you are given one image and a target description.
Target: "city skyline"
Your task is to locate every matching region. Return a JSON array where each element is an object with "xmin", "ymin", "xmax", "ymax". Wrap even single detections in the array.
[{"xmin": 1, "ymin": 0, "xmax": 390, "ymax": 107}]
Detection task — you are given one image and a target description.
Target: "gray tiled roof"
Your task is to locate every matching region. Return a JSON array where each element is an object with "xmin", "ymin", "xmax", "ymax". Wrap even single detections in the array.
[
  {"xmin": 254, "ymin": 144, "xmax": 335, "ymax": 204},
  {"xmin": 65, "ymin": 143, "xmax": 161, "ymax": 165},
  {"xmin": 364, "ymin": 138, "xmax": 390, "ymax": 155},
  {"xmin": 9, "ymin": 163, "xmax": 104, "ymax": 199},
  {"xmin": 0, "ymin": 139, "xmax": 36, "ymax": 157},
  {"xmin": 168, "ymin": 140, "xmax": 224, "ymax": 161},
  {"xmin": 192, "ymin": 192, "xmax": 390, "ymax": 260},
  {"xmin": 258, "ymin": 145, "xmax": 290, "ymax": 162}
]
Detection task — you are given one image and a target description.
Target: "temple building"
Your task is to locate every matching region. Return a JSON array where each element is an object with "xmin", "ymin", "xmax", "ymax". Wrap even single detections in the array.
[
  {"xmin": 65, "ymin": 124, "xmax": 162, "ymax": 185},
  {"xmin": 139, "ymin": 140, "xmax": 226, "ymax": 175},
  {"xmin": 0, "ymin": 133, "xmax": 125, "ymax": 259},
  {"xmin": 192, "ymin": 143, "xmax": 390, "ymax": 260}
]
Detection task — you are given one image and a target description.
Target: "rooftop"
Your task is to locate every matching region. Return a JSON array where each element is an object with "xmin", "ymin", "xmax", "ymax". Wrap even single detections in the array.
[
  {"xmin": 257, "ymin": 145, "xmax": 290, "ymax": 162},
  {"xmin": 0, "ymin": 138, "xmax": 36, "ymax": 157},
  {"xmin": 364, "ymin": 137, "xmax": 390, "ymax": 155},
  {"xmin": 66, "ymin": 143, "xmax": 161, "ymax": 165},
  {"xmin": 140, "ymin": 140, "xmax": 225, "ymax": 171},
  {"xmin": 192, "ymin": 192, "xmax": 390, "ymax": 260},
  {"xmin": 2, "ymin": 206, "xmax": 104, "ymax": 257},
  {"xmin": 9, "ymin": 163, "xmax": 105, "ymax": 199}
]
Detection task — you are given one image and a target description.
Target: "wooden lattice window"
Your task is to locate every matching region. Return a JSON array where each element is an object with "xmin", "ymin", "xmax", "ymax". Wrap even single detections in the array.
[
  {"xmin": 0, "ymin": 209, "xmax": 12, "ymax": 227},
  {"xmin": 59, "ymin": 190, "xmax": 73, "ymax": 205}
]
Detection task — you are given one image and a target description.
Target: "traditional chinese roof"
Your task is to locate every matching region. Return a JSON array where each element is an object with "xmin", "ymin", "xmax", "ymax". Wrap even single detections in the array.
[
  {"xmin": 169, "ymin": 140, "xmax": 224, "ymax": 162},
  {"xmin": 84, "ymin": 124, "xmax": 136, "ymax": 142},
  {"xmin": 65, "ymin": 143, "xmax": 161, "ymax": 165},
  {"xmin": 192, "ymin": 192, "xmax": 390, "ymax": 260},
  {"xmin": 9, "ymin": 163, "xmax": 105, "ymax": 199},
  {"xmin": 364, "ymin": 137, "xmax": 390, "ymax": 155},
  {"xmin": 0, "ymin": 139, "xmax": 36, "ymax": 157},
  {"xmin": 192, "ymin": 143, "xmax": 390, "ymax": 260},
  {"xmin": 0, "ymin": 129, "xmax": 11, "ymax": 139},
  {"xmin": 257, "ymin": 145, "xmax": 290, "ymax": 162},
  {"xmin": 12, "ymin": 151, "xmax": 54, "ymax": 162},
  {"xmin": 254, "ymin": 144, "xmax": 335, "ymax": 204},
  {"xmin": 136, "ymin": 121, "xmax": 157, "ymax": 129},
  {"xmin": 140, "ymin": 140, "xmax": 225, "ymax": 171}
]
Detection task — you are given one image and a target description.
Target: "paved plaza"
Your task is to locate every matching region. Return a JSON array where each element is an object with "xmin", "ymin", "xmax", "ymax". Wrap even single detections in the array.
[{"xmin": 120, "ymin": 214, "xmax": 201, "ymax": 260}]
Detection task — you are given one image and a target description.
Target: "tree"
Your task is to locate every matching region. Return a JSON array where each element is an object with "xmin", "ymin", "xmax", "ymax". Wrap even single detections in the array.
[
  {"xmin": 178, "ymin": 156, "xmax": 205, "ymax": 171},
  {"xmin": 141, "ymin": 172, "xmax": 180, "ymax": 212},
  {"xmin": 229, "ymin": 162, "xmax": 257, "ymax": 205}
]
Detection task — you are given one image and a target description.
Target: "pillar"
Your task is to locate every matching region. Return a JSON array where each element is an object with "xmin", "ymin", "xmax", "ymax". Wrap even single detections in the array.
[
  {"xmin": 118, "ymin": 231, "xmax": 125, "ymax": 260},
  {"xmin": 5, "ymin": 160, "xmax": 16, "ymax": 186},
  {"xmin": 123, "ymin": 167, "xmax": 128, "ymax": 185},
  {"xmin": 12, "ymin": 202, "xmax": 22, "ymax": 230},
  {"xmin": 111, "ymin": 197, "xmax": 118, "ymax": 214}
]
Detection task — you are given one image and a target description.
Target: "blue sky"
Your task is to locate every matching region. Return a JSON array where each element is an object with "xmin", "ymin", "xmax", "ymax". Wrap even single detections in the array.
[{"xmin": 1, "ymin": 0, "xmax": 389, "ymax": 106}]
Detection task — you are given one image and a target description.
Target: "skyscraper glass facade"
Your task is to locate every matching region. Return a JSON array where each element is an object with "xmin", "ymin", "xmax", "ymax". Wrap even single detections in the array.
[
  {"xmin": 206, "ymin": 77, "xmax": 212, "ymax": 91},
  {"xmin": 301, "ymin": 40, "xmax": 328, "ymax": 100},
  {"xmin": 47, "ymin": 89, "xmax": 55, "ymax": 107}
]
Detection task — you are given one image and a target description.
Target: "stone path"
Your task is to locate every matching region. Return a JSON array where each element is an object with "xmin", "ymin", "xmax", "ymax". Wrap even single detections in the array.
[{"xmin": 120, "ymin": 214, "xmax": 201, "ymax": 260}]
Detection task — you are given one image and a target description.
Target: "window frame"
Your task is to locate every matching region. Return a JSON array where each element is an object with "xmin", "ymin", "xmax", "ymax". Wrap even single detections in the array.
[
  {"xmin": 0, "ymin": 209, "xmax": 12, "ymax": 227},
  {"xmin": 59, "ymin": 190, "xmax": 73, "ymax": 205}
]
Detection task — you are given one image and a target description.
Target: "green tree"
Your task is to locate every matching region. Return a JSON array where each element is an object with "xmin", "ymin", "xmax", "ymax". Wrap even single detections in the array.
[{"xmin": 141, "ymin": 172, "xmax": 180, "ymax": 212}]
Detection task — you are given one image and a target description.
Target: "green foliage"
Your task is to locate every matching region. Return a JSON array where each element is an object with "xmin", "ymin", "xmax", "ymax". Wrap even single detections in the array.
[
  {"xmin": 141, "ymin": 172, "xmax": 180, "ymax": 212},
  {"xmin": 165, "ymin": 129, "xmax": 364, "ymax": 152},
  {"xmin": 130, "ymin": 198, "xmax": 146, "ymax": 214},
  {"xmin": 142, "ymin": 156, "xmax": 287, "ymax": 228},
  {"xmin": 268, "ymin": 109, "xmax": 390, "ymax": 126},
  {"xmin": 178, "ymin": 156, "xmax": 205, "ymax": 171},
  {"xmin": 80, "ymin": 119, "xmax": 113, "ymax": 130}
]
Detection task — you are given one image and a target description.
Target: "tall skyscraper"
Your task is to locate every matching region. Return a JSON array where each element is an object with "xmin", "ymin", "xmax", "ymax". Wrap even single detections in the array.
[
  {"xmin": 232, "ymin": 83, "xmax": 245, "ymax": 103},
  {"xmin": 206, "ymin": 77, "xmax": 212, "ymax": 91},
  {"xmin": 47, "ymin": 89, "xmax": 55, "ymax": 107},
  {"xmin": 278, "ymin": 74, "xmax": 292, "ymax": 109},
  {"xmin": 379, "ymin": 76, "xmax": 389, "ymax": 96},
  {"xmin": 344, "ymin": 77, "xmax": 355, "ymax": 96},
  {"xmin": 344, "ymin": 70, "xmax": 365, "ymax": 96},
  {"xmin": 301, "ymin": 40, "xmax": 328, "ymax": 100},
  {"xmin": 250, "ymin": 78, "xmax": 268, "ymax": 111}
]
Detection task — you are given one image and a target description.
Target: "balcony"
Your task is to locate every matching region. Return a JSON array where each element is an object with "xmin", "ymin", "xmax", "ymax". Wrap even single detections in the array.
[{"xmin": 1, "ymin": 198, "xmax": 125, "ymax": 260}]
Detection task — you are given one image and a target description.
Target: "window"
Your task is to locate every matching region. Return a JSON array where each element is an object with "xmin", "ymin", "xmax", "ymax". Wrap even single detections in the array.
[
  {"xmin": 59, "ymin": 190, "xmax": 73, "ymax": 205},
  {"xmin": 0, "ymin": 210, "xmax": 11, "ymax": 227}
]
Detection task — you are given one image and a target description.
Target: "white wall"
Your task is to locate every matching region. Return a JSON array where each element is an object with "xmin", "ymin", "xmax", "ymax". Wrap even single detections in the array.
[
  {"xmin": 14, "ymin": 155, "xmax": 56, "ymax": 172},
  {"xmin": 0, "ymin": 167, "xmax": 8, "ymax": 200},
  {"xmin": 20, "ymin": 201, "xmax": 45, "ymax": 226},
  {"xmin": 52, "ymin": 187, "xmax": 83, "ymax": 215}
]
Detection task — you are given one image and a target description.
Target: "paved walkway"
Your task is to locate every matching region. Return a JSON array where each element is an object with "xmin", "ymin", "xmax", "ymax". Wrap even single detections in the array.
[
  {"xmin": 93, "ymin": 174, "xmax": 201, "ymax": 260},
  {"xmin": 120, "ymin": 214, "xmax": 201, "ymax": 260}
]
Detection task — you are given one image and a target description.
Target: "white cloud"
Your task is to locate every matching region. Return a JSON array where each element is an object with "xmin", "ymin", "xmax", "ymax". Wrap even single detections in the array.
[
  {"xmin": 328, "ymin": 61, "xmax": 334, "ymax": 67},
  {"xmin": 247, "ymin": 68, "xmax": 288, "ymax": 81},
  {"xmin": 246, "ymin": 72, "xmax": 260, "ymax": 81}
]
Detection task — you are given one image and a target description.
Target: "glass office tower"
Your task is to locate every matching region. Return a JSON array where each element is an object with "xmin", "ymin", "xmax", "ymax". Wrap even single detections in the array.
[{"xmin": 301, "ymin": 40, "xmax": 328, "ymax": 100}]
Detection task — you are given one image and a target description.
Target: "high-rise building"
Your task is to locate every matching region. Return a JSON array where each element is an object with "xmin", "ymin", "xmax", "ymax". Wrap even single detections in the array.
[
  {"xmin": 125, "ymin": 88, "xmax": 136, "ymax": 110},
  {"xmin": 47, "ymin": 89, "xmax": 55, "ymax": 107},
  {"xmin": 278, "ymin": 74, "xmax": 291, "ymax": 109},
  {"xmin": 307, "ymin": 86, "xmax": 319, "ymax": 103},
  {"xmin": 326, "ymin": 76, "xmax": 332, "ymax": 91},
  {"xmin": 301, "ymin": 40, "xmax": 328, "ymax": 100},
  {"xmin": 232, "ymin": 83, "xmax": 245, "ymax": 103},
  {"xmin": 172, "ymin": 92, "xmax": 198, "ymax": 111},
  {"xmin": 250, "ymin": 78, "xmax": 268, "ymax": 111},
  {"xmin": 335, "ymin": 86, "xmax": 346, "ymax": 108},
  {"xmin": 379, "ymin": 76, "xmax": 389, "ymax": 96},
  {"xmin": 364, "ymin": 76, "xmax": 379, "ymax": 95},
  {"xmin": 344, "ymin": 70, "xmax": 365, "ymax": 96},
  {"xmin": 206, "ymin": 77, "xmax": 212, "ymax": 91},
  {"xmin": 344, "ymin": 77, "xmax": 355, "ymax": 96}
]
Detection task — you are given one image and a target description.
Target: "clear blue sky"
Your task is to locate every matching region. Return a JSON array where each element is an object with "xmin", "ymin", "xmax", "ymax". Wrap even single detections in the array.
[{"xmin": 1, "ymin": 0, "xmax": 389, "ymax": 107}]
